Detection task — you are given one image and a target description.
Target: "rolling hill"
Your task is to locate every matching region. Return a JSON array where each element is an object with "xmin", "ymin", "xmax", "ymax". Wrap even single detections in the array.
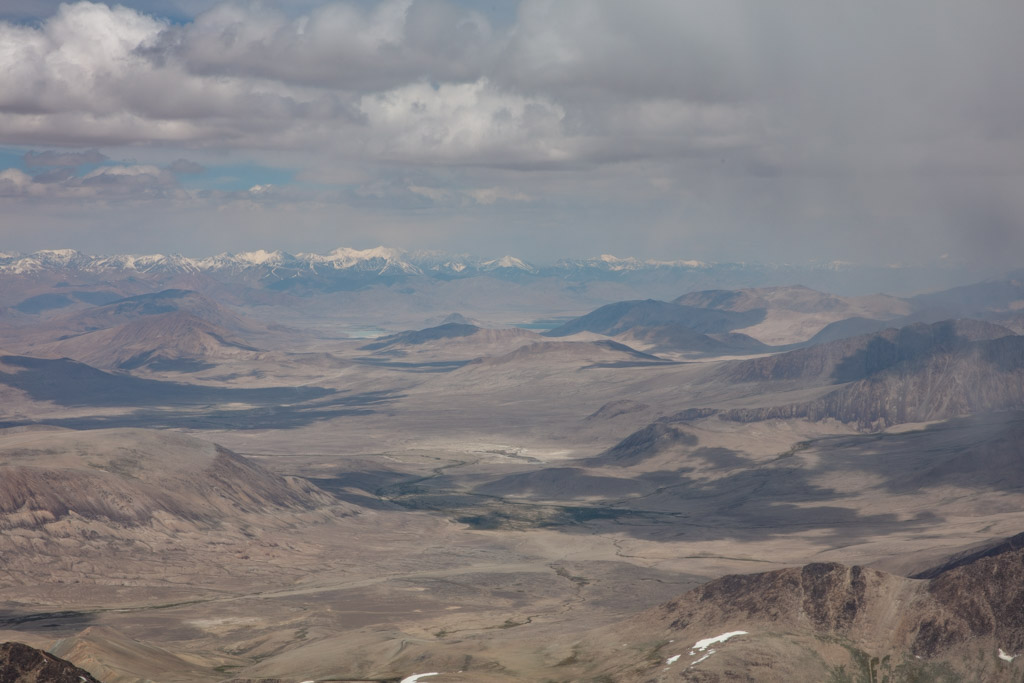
[
  {"xmin": 543, "ymin": 299, "xmax": 762, "ymax": 338},
  {"xmin": 36, "ymin": 311, "xmax": 260, "ymax": 372}
]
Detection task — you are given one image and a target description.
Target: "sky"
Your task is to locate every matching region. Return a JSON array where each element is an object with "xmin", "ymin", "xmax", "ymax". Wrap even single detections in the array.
[{"xmin": 0, "ymin": 1, "xmax": 1023, "ymax": 268}]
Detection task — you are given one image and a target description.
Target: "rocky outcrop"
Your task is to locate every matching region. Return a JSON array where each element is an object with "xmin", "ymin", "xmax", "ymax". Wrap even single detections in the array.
[
  {"xmin": 721, "ymin": 319, "xmax": 1014, "ymax": 384},
  {"xmin": 661, "ymin": 562, "xmax": 900, "ymax": 637},
  {"xmin": 913, "ymin": 546, "xmax": 1024, "ymax": 656},
  {"xmin": 0, "ymin": 642, "xmax": 102, "ymax": 683},
  {"xmin": 598, "ymin": 545, "xmax": 1024, "ymax": 681},
  {"xmin": 714, "ymin": 320, "xmax": 1024, "ymax": 430},
  {"xmin": 720, "ymin": 335, "xmax": 1024, "ymax": 429},
  {"xmin": 659, "ymin": 545, "xmax": 1024, "ymax": 655},
  {"xmin": 913, "ymin": 531, "xmax": 1024, "ymax": 579}
]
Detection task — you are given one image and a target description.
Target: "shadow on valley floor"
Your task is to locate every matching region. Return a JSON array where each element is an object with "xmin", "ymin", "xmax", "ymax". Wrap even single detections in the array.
[
  {"xmin": 0, "ymin": 355, "xmax": 337, "ymax": 407},
  {"xmin": 786, "ymin": 412, "xmax": 1024, "ymax": 496},
  {"xmin": 581, "ymin": 359, "xmax": 682, "ymax": 369},
  {"xmin": 352, "ymin": 357, "xmax": 472, "ymax": 372},
  {"xmin": 309, "ymin": 471, "xmax": 413, "ymax": 511},
  {"xmin": 0, "ymin": 608, "xmax": 97, "ymax": 634},
  {"xmin": 0, "ymin": 390, "xmax": 403, "ymax": 431},
  {"xmin": 370, "ymin": 436, "xmax": 951, "ymax": 547}
]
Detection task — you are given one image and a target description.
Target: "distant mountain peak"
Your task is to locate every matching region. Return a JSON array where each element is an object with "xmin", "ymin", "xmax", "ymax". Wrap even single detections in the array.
[
  {"xmin": 562, "ymin": 254, "xmax": 710, "ymax": 271},
  {"xmin": 234, "ymin": 249, "xmax": 288, "ymax": 265},
  {"xmin": 480, "ymin": 255, "xmax": 536, "ymax": 272}
]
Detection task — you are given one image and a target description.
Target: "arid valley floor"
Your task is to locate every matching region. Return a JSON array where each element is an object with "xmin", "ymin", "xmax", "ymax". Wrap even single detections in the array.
[{"xmin": 1, "ymin": 251, "xmax": 1024, "ymax": 682}]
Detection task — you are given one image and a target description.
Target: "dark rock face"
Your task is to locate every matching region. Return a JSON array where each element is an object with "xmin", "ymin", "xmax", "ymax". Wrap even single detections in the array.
[
  {"xmin": 717, "ymin": 320, "xmax": 1024, "ymax": 430},
  {"xmin": 0, "ymin": 642, "xmax": 102, "ymax": 683},
  {"xmin": 913, "ymin": 531, "xmax": 1024, "ymax": 579},
  {"xmin": 912, "ymin": 548, "xmax": 1024, "ymax": 657},
  {"xmin": 656, "ymin": 546, "xmax": 1024, "ymax": 665},
  {"xmin": 799, "ymin": 563, "xmax": 868, "ymax": 631},
  {"xmin": 723, "ymin": 319, "xmax": 1014, "ymax": 384},
  {"xmin": 666, "ymin": 563, "xmax": 877, "ymax": 633}
]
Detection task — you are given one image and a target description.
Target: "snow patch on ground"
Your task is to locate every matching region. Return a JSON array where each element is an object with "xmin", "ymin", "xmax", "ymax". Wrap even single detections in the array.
[
  {"xmin": 999, "ymin": 649, "xmax": 1018, "ymax": 662},
  {"xmin": 665, "ymin": 654, "xmax": 681, "ymax": 665},
  {"xmin": 401, "ymin": 674, "xmax": 440, "ymax": 683},
  {"xmin": 692, "ymin": 630, "xmax": 747, "ymax": 652},
  {"xmin": 690, "ymin": 650, "xmax": 715, "ymax": 667}
]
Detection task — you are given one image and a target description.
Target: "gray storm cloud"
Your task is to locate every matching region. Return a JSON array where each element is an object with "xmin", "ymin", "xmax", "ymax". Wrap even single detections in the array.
[{"xmin": 0, "ymin": 0, "xmax": 1021, "ymax": 267}]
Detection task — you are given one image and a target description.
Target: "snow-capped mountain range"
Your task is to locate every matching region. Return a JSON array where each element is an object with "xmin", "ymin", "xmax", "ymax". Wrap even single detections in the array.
[
  {"xmin": 0, "ymin": 247, "xmax": 981, "ymax": 296},
  {"xmin": 0, "ymin": 247, "xmax": 713, "ymax": 278}
]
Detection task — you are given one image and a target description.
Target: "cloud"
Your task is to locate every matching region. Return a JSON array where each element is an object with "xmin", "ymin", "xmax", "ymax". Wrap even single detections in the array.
[
  {"xmin": 24, "ymin": 149, "xmax": 109, "ymax": 167},
  {"xmin": 0, "ymin": 1, "xmax": 758, "ymax": 167},
  {"xmin": 168, "ymin": 158, "xmax": 205, "ymax": 173},
  {"xmin": 81, "ymin": 164, "xmax": 172, "ymax": 184},
  {"xmin": 31, "ymin": 167, "xmax": 77, "ymax": 184},
  {"xmin": 0, "ymin": 169, "xmax": 43, "ymax": 197},
  {"xmin": 0, "ymin": 2, "xmax": 363, "ymax": 147},
  {"xmin": 358, "ymin": 78, "xmax": 569, "ymax": 166},
  {"xmin": 465, "ymin": 187, "xmax": 531, "ymax": 205},
  {"xmin": 1, "ymin": 0, "xmax": 1021, "ymax": 173},
  {"xmin": 0, "ymin": 1, "xmax": 1023, "ymax": 269},
  {"xmin": 408, "ymin": 184, "xmax": 452, "ymax": 202},
  {"xmin": 147, "ymin": 0, "xmax": 497, "ymax": 90},
  {"xmin": 0, "ymin": 162, "xmax": 181, "ymax": 200}
]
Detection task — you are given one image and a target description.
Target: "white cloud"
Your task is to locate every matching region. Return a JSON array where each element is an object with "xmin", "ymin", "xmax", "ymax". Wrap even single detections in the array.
[
  {"xmin": 0, "ymin": 3, "xmax": 164, "ymax": 114},
  {"xmin": 82, "ymin": 164, "xmax": 167, "ymax": 180},
  {"xmin": 0, "ymin": 1, "xmax": 765, "ymax": 167},
  {"xmin": 465, "ymin": 187, "xmax": 531, "ymax": 205},
  {"xmin": 0, "ymin": 162, "xmax": 186, "ymax": 201},
  {"xmin": 408, "ymin": 185, "xmax": 452, "ymax": 202},
  {"xmin": 0, "ymin": 169, "xmax": 42, "ymax": 197},
  {"xmin": 358, "ymin": 78, "xmax": 569, "ymax": 165}
]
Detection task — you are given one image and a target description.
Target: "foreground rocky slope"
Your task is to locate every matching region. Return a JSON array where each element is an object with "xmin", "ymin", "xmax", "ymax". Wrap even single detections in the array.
[
  {"xmin": 573, "ymin": 544, "xmax": 1024, "ymax": 682},
  {"xmin": 0, "ymin": 642, "xmax": 103, "ymax": 683}
]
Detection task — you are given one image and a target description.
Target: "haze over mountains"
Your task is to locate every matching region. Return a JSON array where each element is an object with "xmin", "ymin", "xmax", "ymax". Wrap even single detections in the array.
[{"xmin": 1, "ymin": 246, "xmax": 1023, "ymax": 682}]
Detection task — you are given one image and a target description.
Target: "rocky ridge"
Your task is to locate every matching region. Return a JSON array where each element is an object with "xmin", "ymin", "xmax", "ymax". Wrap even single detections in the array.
[
  {"xmin": 718, "ymin": 322, "xmax": 1024, "ymax": 429},
  {"xmin": 577, "ymin": 545, "xmax": 1024, "ymax": 681},
  {"xmin": 0, "ymin": 642, "xmax": 103, "ymax": 683}
]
